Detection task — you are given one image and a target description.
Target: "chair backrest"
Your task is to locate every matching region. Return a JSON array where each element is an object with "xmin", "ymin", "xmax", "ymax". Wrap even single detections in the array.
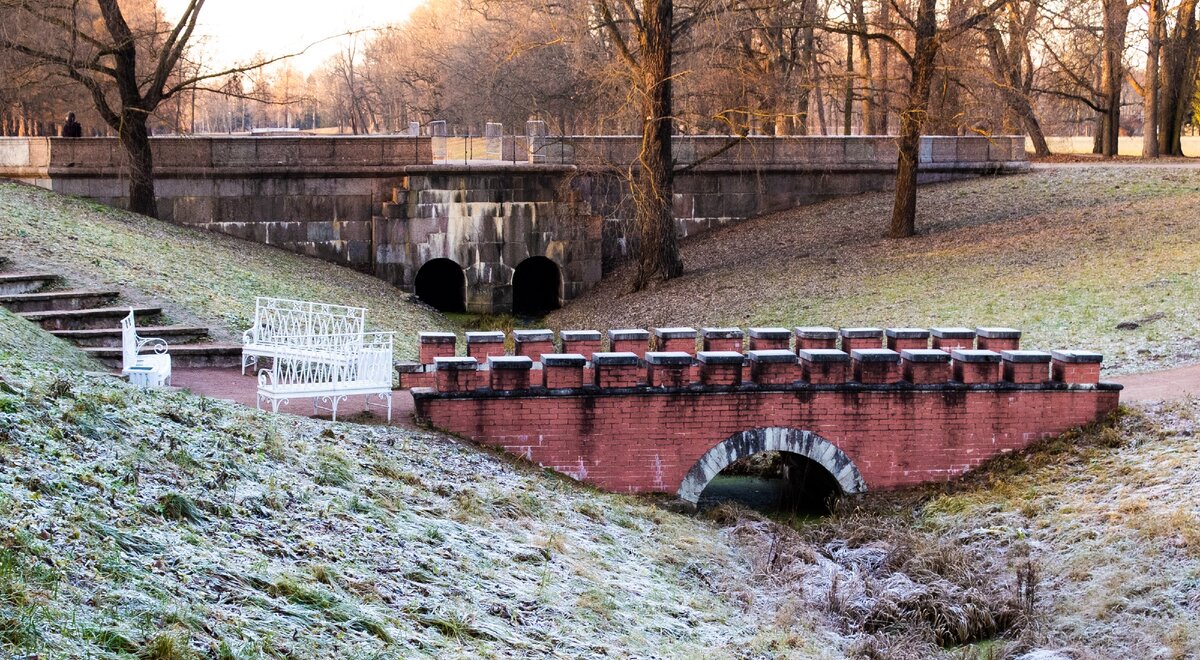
[{"xmin": 120, "ymin": 309, "xmax": 137, "ymax": 371}]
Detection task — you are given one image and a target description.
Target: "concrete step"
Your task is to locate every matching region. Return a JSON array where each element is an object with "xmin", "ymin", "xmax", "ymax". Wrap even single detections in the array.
[
  {"xmin": 86, "ymin": 343, "xmax": 243, "ymax": 369},
  {"xmin": 0, "ymin": 272, "xmax": 62, "ymax": 295},
  {"xmin": 20, "ymin": 305, "xmax": 163, "ymax": 331},
  {"xmin": 0, "ymin": 289, "xmax": 121, "ymax": 313},
  {"xmin": 52, "ymin": 325, "xmax": 211, "ymax": 348}
]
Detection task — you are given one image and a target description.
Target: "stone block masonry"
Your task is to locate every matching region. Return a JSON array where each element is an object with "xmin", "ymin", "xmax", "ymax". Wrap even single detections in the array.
[{"xmin": 410, "ymin": 323, "xmax": 1120, "ymax": 502}]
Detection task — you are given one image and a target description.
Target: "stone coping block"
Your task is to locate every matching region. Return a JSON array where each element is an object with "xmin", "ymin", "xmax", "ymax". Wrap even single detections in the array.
[
  {"xmin": 488, "ymin": 356, "xmax": 534, "ymax": 370},
  {"xmin": 560, "ymin": 330, "xmax": 601, "ymax": 341},
  {"xmin": 931, "ymin": 327, "xmax": 976, "ymax": 339},
  {"xmin": 748, "ymin": 327, "xmax": 791, "ymax": 339},
  {"xmin": 702, "ymin": 327, "xmax": 744, "ymax": 339},
  {"xmin": 795, "ymin": 326, "xmax": 838, "ymax": 339},
  {"xmin": 748, "ymin": 349, "xmax": 798, "ymax": 363},
  {"xmin": 541, "ymin": 353, "xmax": 587, "ymax": 367},
  {"xmin": 901, "ymin": 349, "xmax": 951, "ymax": 363},
  {"xmin": 513, "ymin": 329, "xmax": 554, "ymax": 342},
  {"xmin": 653, "ymin": 327, "xmax": 698, "ymax": 339},
  {"xmin": 1001, "ymin": 350, "xmax": 1052, "ymax": 363},
  {"xmin": 419, "ymin": 332, "xmax": 456, "ymax": 344},
  {"xmin": 852, "ymin": 348, "xmax": 901, "ymax": 363},
  {"xmin": 1051, "ymin": 350, "xmax": 1104, "ymax": 364},
  {"xmin": 465, "ymin": 331, "xmax": 505, "ymax": 343},
  {"xmin": 434, "ymin": 357, "xmax": 478, "ymax": 371},
  {"xmin": 885, "ymin": 328, "xmax": 930, "ymax": 339},
  {"xmin": 593, "ymin": 352, "xmax": 641, "ymax": 366},
  {"xmin": 697, "ymin": 351, "xmax": 746, "ymax": 365},
  {"xmin": 840, "ymin": 327, "xmax": 883, "ymax": 338},
  {"xmin": 608, "ymin": 329, "xmax": 650, "ymax": 340},
  {"xmin": 396, "ymin": 362, "xmax": 425, "ymax": 373},
  {"xmin": 645, "ymin": 351, "xmax": 694, "ymax": 366},
  {"xmin": 951, "ymin": 349, "xmax": 1002, "ymax": 363},
  {"xmin": 976, "ymin": 327, "xmax": 1021, "ymax": 339},
  {"xmin": 798, "ymin": 349, "xmax": 851, "ymax": 363}
]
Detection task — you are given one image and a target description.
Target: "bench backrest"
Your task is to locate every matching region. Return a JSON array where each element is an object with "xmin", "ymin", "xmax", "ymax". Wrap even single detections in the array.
[
  {"xmin": 249, "ymin": 297, "xmax": 367, "ymax": 346},
  {"xmin": 355, "ymin": 332, "xmax": 395, "ymax": 386},
  {"xmin": 264, "ymin": 332, "xmax": 393, "ymax": 388},
  {"xmin": 121, "ymin": 309, "xmax": 137, "ymax": 371}
]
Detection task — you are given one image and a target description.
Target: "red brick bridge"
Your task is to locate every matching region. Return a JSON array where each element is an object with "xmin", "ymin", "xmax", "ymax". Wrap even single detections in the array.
[{"xmin": 408, "ymin": 326, "xmax": 1120, "ymax": 504}]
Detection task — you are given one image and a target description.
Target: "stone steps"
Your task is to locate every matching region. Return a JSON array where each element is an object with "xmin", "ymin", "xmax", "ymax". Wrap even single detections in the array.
[
  {"xmin": 19, "ymin": 305, "xmax": 164, "ymax": 331},
  {"xmin": 0, "ymin": 288, "xmax": 120, "ymax": 313},
  {"xmin": 51, "ymin": 325, "xmax": 212, "ymax": 348},
  {"xmin": 84, "ymin": 343, "xmax": 243, "ymax": 369},
  {"xmin": 0, "ymin": 272, "xmax": 63, "ymax": 295}
]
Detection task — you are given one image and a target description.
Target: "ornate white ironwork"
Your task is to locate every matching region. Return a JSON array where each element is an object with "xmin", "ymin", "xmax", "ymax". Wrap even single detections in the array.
[
  {"xmin": 121, "ymin": 308, "xmax": 172, "ymax": 388},
  {"xmin": 241, "ymin": 297, "xmax": 368, "ymax": 375},
  {"xmin": 256, "ymin": 332, "xmax": 394, "ymax": 422}
]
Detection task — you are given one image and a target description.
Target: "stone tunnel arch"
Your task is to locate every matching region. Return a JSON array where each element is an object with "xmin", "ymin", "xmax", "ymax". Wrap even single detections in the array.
[
  {"xmin": 678, "ymin": 427, "xmax": 867, "ymax": 505},
  {"xmin": 512, "ymin": 256, "xmax": 562, "ymax": 316},
  {"xmin": 414, "ymin": 258, "xmax": 466, "ymax": 313}
]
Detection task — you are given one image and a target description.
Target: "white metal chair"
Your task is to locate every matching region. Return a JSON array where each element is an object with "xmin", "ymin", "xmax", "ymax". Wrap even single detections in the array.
[{"xmin": 121, "ymin": 308, "xmax": 172, "ymax": 388}]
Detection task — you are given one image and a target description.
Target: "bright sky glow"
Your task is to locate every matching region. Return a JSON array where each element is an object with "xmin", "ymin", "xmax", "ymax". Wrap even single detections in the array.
[{"xmin": 158, "ymin": 0, "xmax": 424, "ymax": 74}]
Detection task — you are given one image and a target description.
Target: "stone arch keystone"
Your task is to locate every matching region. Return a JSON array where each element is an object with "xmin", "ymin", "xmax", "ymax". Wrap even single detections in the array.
[{"xmin": 677, "ymin": 427, "xmax": 867, "ymax": 503}]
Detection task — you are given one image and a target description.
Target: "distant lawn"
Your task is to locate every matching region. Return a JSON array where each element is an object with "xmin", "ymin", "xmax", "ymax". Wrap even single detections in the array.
[
  {"xmin": 1034, "ymin": 135, "xmax": 1200, "ymax": 158},
  {"xmin": 0, "ymin": 182, "xmax": 450, "ymax": 359},
  {"xmin": 550, "ymin": 165, "xmax": 1200, "ymax": 374}
]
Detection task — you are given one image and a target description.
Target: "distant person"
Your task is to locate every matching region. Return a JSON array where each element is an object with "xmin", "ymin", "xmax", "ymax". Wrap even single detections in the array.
[{"xmin": 61, "ymin": 112, "xmax": 82, "ymax": 138}]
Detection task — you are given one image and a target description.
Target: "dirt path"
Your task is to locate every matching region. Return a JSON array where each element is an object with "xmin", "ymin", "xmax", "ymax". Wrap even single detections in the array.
[{"xmin": 1111, "ymin": 364, "xmax": 1200, "ymax": 402}]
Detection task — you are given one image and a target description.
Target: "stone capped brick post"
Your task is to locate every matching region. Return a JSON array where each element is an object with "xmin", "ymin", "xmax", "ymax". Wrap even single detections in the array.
[
  {"xmin": 560, "ymin": 331, "xmax": 602, "ymax": 360},
  {"xmin": 902, "ymin": 349, "xmax": 952, "ymax": 383},
  {"xmin": 1002, "ymin": 350, "xmax": 1052, "ymax": 384},
  {"xmin": 931, "ymin": 327, "xmax": 976, "ymax": 352},
  {"xmin": 748, "ymin": 327, "xmax": 792, "ymax": 351},
  {"xmin": 609, "ymin": 329, "xmax": 651, "ymax": 358},
  {"xmin": 886, "ymin": 328, "xmax": 930, "ymax": 351},
  {"xmin": 419, "ymin": 332, "xmax": 457, "ymax": 363},
  {"xmin": 749, "ymin": 349, "xmax": 799, "ymax": 385},
  {"xmin": 697, "ymin": 351, "xmax": 744, "ymax": 386},
  {"xmin": 795, "ymin": 327, "xmax": 839, "ymax": 351},
  {"xmin": 645, "ymin": 351, "xmax": 694, "ymax": 387},
  {"xmin": 1052, "ymin": 350, "xmax": 1103, "ymax": 384},
  {"xmin": 976, "ymin": 327, "xmax": 1021, "ymax": 351},
  {"xmin": 593, "ymin": 351, "xmax": 642, "ymax": 387},
  {"xmin": 840, "ymin": 327, "xmax": 884, "ymax": 352},
  {"xmin": 489, "ymin": 355, "xmax": 533, "ymax": 390},
  {"xmin": 434, "ymin": 356, "xmax": 478, "ymax": 392},
  {"xmin": 852, "ymin": 348, "xmax": 902, "ymax": 384},
  {"xmin": 543, "ymin": 353, "xmax": 587, "ymax": 389},
  {"xmin": 513, "ymin": 329, "xmax": 556, "ymax": 361},
  {"xmin": 653, "ymin": 327, "xmax": 698, "ymax": 355},
  {"xmin": 798, "ymin": 349, "xmax": 851, "ymax": 384},
  {"xmin": 702, "ymin": 327, "xmax": 744, "ymax": 352},
  {"xmin": 952, "ymin": 349, "xmax": 1002, "ymax": 384},
  {"xmin": 466, "ymin": 331, "xmax": 506, "ymax": 361}
]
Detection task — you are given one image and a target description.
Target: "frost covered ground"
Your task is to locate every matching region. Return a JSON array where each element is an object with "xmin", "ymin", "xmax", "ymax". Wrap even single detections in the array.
[{"xmin": 0, "ymin": 182, "xmax": 448, "ymax": 359}]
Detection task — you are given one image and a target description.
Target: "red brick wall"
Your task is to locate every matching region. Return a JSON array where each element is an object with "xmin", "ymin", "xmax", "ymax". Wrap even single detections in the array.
[{"xmin": 415, "ymin": 386, "xmax": 1121, "ymax": 496}]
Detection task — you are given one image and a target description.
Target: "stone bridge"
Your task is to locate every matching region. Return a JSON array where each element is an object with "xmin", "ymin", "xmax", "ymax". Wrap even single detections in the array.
[
  {"xmin": 1, "ymin": 134, "xmax": 1028, "ymax": 315},
  {"xmin": 408, "ymin": 326, "xmax": 1119, "ymax": 504}
]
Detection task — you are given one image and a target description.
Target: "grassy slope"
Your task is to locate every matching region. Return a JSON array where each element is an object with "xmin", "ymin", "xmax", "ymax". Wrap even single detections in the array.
[
  {"xmin": 0, "ymin": 316, "xmax": 836, "ymax": 658},
  {"xmin": 0, "ymin": 182, "xmax": 448, "ymax": 359},
  {"xmin": 551, "ymin": 166, "xmax": 1200, "ymax": 375}
]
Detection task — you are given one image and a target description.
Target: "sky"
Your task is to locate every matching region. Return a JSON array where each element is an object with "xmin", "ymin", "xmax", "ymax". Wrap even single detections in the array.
[{"xmin": 158, "ymin": 0, "xmax": 425, "ymax": 74}]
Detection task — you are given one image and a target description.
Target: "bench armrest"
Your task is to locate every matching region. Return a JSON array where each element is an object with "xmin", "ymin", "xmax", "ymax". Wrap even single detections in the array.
[{"xmin": 137, "ymin": 337, "xmax": 169, "ymax": 354}]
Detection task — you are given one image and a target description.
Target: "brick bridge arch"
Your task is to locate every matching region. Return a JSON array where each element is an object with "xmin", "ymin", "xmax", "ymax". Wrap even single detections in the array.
[{"xmin": 678, "ymin": 427, "xmax": 867, "ymax": 504}]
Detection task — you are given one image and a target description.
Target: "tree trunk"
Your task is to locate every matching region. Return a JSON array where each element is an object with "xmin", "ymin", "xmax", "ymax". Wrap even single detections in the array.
[
  {"xmin": 854, "ymin": 0, "xmax": 875, "ymax": 135},
  {"xmin": 1098, "ymin": 0, "xmax": 1131, "ymax": 158},
  {"xmin": 119, "ymin": 111, "xmax": 158, "ymax": 218},
  {"xmin": 1144, "ymin": 0, "xmax": 1163, "ymax": 158},
  {"xmin": 983, "ymin": 19, "xmax": 1050, "ymax": 156},
  {"xmin": 843, "ymin": 32, "xmax": 855, "ymax": 134},
  {"xmin": 890, "ymin": 0, "xmax": 938, "ymax": 239},
  {"xmin": 633, "ymin": 0, "xmax": 682, "ymax": 289},
  {"xmin": 1159, "ymin": 0, "xmax": 1200, "ymax": 155}
]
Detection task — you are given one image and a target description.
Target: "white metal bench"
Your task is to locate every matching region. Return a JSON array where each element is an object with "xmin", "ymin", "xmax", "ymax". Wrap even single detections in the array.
[
  {"xmin": 121, "ymin": 308, "xmax": 172, "ymax": 388},
  {"xmin": 256, "ymin": 332, "xmax": 394, "ymax": 421},
  {"xmin": 241, "ymin": 297, "xmax": 368, "ymax": 375}
]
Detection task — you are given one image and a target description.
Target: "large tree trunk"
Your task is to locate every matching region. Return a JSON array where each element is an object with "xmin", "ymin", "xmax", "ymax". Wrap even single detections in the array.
[
  {"xmin": 118, "ymin": 111, "xmax": 158, "ymax": 218},
  {"xmin": 1159, "ymin": 0, "xmax": 1200, "ymax": 155},
  {"xmin": 891, "ymin": 0, "xmax": 938, "ymax": 239},
  {"xmin": 1144, "ymin": 0, "xmax": 1162, "ymax": 158},
  {"xmin": 1098, "ymin": 0, "xmax": 1131, "ymax": 158},
  {"xmin": 983, "ymin": 19, "xmax": 1050, "ymax": 156},
  {"xmin": 633, "ymin": 0, "xmax": 682, "ymax": 289}
]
